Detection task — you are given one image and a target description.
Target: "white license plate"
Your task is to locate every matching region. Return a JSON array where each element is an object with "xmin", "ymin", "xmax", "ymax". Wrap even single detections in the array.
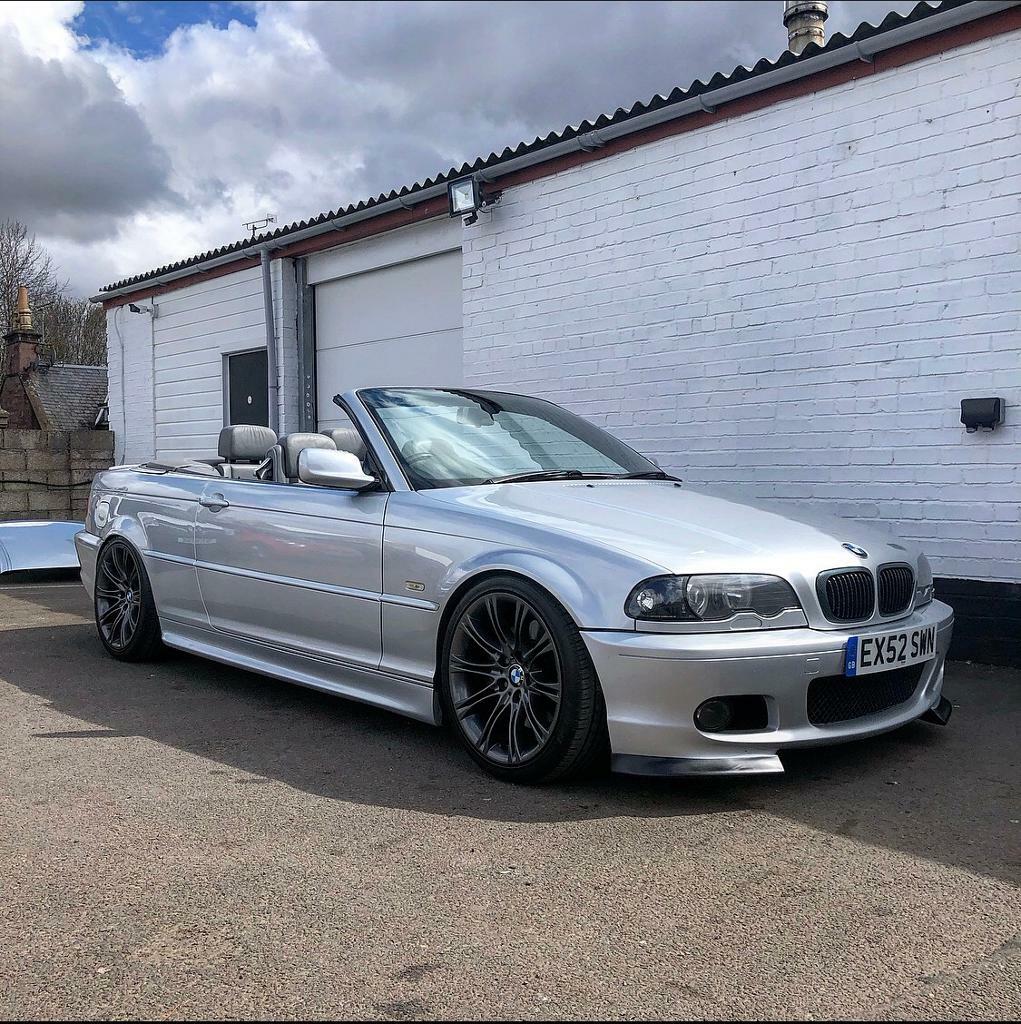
[{"xmin": 845, "ymin": 624, "xmax": 937, "ymax": 677}]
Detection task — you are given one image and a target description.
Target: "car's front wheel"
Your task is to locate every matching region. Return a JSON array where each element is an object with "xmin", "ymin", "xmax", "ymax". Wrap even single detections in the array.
[
  {"xmin": 439, "ymin": 576, "xmax": 608, "ymax": 783},
  {"xmin": 94, "ymin": 539, "xmax": 164, "ymax": 661}
]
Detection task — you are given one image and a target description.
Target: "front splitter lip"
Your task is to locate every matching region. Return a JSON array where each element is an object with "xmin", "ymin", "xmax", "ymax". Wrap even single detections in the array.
[
  {"xmin": 610, "ymin": 696, "xmax": 945, "ymax": 776},
  {"xmin": 613, "ymin": 753, "xmax": 785, "ymax": 777}
]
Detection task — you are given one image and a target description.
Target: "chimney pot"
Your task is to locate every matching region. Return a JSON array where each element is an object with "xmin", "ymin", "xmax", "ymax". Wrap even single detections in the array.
[
  {"xmin": 4, "ymin": 284, "xmax": 42, "ymax": 377},
  {"xmin": 784, "ymin": 0, "xmax": 828, "ymax": 55}
]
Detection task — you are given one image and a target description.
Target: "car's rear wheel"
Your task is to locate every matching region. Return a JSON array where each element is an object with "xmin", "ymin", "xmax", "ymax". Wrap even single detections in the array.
[
  {"xmin": 94, "ymin": 539, "xmax": 164, "ymax": 661},
  {"xmin": 439, "ymin": 576, "xmax": 609, "ymax": 783}
]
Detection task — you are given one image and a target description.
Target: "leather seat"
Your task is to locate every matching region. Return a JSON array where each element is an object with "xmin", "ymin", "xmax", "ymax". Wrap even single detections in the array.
[
  {"xmin": 322, "ymin": 427, "xmax": 366, "ymax": 462},
  {"xmin": 216, "ymin": 424, "xmax": 277, "ymax": 479},
  {"xmin": 266, "ymin": 432, "xmax": 337, "ymax": 483}
]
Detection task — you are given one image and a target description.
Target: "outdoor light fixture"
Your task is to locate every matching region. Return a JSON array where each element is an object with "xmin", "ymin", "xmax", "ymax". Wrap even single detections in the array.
[
  {"xmin": 447, "ymin": 176, "xmax": 484, "ymax": 224},
  {"xmin": 960, "ymin": 397, "xmax": 1003, "ymax": 432}
]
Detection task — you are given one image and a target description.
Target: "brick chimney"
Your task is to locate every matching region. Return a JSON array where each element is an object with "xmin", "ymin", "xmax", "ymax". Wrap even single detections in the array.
[
  {"xmin": 784, "ymin": 0, "xmax": 828, "ymax": 55},
  {"xmin": 4, "ymin": 285, "xmax": 41, "ymax": 376}
]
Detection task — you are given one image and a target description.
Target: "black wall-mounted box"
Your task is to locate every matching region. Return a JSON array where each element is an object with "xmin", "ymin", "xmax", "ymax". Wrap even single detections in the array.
[{"xmin": 960, "ymin": 397, "xmax": 1004, "ymax": 432}]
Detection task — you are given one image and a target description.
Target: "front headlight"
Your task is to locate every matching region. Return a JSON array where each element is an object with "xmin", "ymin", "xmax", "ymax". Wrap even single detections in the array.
[
  {"xmin": 914, "ymin": 553, "xmax": 934, "ymax": 607},
  {"xmin": 625, "ymin": 574, "xmax": 801, "ymax": 623}
]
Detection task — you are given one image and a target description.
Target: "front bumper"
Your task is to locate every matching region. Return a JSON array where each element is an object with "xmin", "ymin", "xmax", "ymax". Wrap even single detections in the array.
[{"xmin": 582, "ymin": 599, "xmax": 954, "ymax": 776}]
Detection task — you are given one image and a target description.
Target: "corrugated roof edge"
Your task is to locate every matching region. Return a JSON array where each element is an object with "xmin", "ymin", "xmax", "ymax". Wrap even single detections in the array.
[{"xmin": 96, "ymin": 0, "xmax": 997, "ymax": 296}]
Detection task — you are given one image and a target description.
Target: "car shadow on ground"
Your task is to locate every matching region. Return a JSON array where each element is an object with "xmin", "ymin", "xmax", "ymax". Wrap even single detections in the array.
[{"xmin": 2, "ymin": 584, "xmax": 1018, "ymax": 886}]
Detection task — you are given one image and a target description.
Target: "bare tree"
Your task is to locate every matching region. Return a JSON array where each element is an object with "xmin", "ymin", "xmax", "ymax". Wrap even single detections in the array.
[
  {"xmin": 38, "ymin": 295, "xmax": 107, "ymax": 366},
  {"xmin": 0, "ymin": 218, "xmax": 106, "ymax": 365}
]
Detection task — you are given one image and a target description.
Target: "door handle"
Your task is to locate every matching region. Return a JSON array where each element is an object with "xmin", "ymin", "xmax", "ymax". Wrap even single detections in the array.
[{"xmin": 199, "ymin": 493, "xmax": 230, "ymax": 512}]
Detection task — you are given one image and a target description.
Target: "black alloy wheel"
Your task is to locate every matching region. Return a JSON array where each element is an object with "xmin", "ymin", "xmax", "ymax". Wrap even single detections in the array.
[
  {"xmin": 441, "ymin": 576, "xmax": 608, "ymax": 783},
  {"xmin": 94, "ymin": 540, "xmax": 164, "ymax": 661}
]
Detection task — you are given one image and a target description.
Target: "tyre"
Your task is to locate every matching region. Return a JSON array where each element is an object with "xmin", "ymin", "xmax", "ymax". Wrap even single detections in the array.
[
  {"xmin": 439, "ymin": 575, "xmax": 609, "ymax": 783},
  {"xmin": 94, "ymin": 539, "xmax": 165, "ymax": 661}
]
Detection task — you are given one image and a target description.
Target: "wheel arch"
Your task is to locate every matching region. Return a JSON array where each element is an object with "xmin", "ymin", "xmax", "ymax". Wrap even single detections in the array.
[
  {"xmin": 431, "ymin": 560, "xmax": 596, "ymax": 724},
  {"xmin": 98, "ymin": 516, "xmax": 151, "ymax": 560}
]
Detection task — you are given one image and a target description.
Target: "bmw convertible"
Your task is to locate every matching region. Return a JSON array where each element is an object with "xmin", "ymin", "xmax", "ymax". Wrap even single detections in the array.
[{"xmin": 76, "ymin": 387, "xmax": 954, "ymax": 783}]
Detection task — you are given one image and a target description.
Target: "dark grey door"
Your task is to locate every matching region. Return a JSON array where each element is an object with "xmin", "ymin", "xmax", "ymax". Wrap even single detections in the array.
[{"xmin": 226, "ymin": 349, "xmax": 268, "ymax": 426}]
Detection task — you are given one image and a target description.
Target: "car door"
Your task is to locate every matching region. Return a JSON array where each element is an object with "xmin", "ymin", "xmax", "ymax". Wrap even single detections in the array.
[{"xmin": 193, "ymin": 476, "xmax": 386, "ymax": 670}]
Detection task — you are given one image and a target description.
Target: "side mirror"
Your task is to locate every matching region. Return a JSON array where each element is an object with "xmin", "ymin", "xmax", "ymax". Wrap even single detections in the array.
[{"xmin": 297, "ymin": 448, "xmax": 377, "ymax": 491}]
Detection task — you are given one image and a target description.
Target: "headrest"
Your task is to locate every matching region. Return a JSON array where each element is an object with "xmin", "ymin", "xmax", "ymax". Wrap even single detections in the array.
[
  {"xmin": 218, "ymin": 424, "xmax": 277, "ymax": 462},
  {"xmin": 322, "ymin": 427, "xmax": 366, "ymax": 460},
  {"xmin": 280, "ymin": 432, "xmax": 336, "ymax": 480}
]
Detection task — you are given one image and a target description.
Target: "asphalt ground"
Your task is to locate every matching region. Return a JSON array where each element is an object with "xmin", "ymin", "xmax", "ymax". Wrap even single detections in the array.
[{"xmin": 0, "ymin": 580, "xmax": 1018, "ymax": 1020}]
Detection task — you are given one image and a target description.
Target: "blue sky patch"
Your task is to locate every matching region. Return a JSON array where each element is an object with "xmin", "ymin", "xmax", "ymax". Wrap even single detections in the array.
[{"xmin": 74, "ymin": 1, "xmax": 256, "ymax": 56}]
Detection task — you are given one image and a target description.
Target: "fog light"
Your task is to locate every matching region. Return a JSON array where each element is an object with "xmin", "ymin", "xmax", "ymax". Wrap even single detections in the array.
[{"xmin": 694, "ymin": 698, "xmax": 733, "ymax": 732}]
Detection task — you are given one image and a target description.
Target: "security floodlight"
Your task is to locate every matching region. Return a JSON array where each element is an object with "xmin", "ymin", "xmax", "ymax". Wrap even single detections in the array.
[{"xmin": 448, "ymin": 176, "xmax": 482, "ymax": 223}]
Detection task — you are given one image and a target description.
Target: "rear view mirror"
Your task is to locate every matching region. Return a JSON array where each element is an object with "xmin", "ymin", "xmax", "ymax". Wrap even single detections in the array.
[{"xmin": 297, "ymin": 448, "xmax": 377, "ymax": 491}]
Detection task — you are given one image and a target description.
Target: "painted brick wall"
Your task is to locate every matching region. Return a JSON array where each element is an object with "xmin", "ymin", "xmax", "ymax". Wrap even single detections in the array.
[
  {"xmin": 107, "ymin": 303, "xmax": 154, "ymax": 465},
  {"xmin": 108, "ymin": 260, "xmax": 297, "ymax": 463},
  {"xmin": 463, "ymin": 28, "xmax": 1021, "ymax": 584}
]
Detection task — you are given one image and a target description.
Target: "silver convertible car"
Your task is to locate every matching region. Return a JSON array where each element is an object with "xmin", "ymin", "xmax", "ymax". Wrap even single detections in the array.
[{"xmin": 76, "ymin": 387, "xmax": 954, "ymax": 783}]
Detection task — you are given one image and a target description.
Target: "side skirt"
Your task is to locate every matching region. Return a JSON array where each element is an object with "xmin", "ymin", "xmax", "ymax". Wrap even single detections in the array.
[{"xmin": 161, "ymin": 620, "xmax": 439, "ymax": 725}]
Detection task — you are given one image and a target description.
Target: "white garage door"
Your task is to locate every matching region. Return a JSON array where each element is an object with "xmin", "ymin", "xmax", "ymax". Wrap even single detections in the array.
[{"xmin": 314, "ymin": 249, "xmax": 463, "ymax": 429}]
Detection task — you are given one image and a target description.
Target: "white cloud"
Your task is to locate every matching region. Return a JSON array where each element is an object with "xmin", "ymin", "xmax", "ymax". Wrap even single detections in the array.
[{"xmin": 0, "ymin": 1, "xmax": 921, "ymax": 296}]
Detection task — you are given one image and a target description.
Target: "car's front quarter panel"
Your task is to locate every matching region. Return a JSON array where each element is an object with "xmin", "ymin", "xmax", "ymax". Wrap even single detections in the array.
[{"xmin": 379, "ymin": 491, "xmax": 668, "ymax": 684}]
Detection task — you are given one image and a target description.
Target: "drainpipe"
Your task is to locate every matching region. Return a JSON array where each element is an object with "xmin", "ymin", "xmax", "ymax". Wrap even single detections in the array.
[{"xmin": 260, "ymin": 247, "xmax": 279, "ymax": 433}]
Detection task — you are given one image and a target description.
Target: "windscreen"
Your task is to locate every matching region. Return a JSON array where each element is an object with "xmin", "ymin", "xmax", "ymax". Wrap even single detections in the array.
[{"xmin": 359, "ymin": 387, "xmax": 659, "ymax": 489}]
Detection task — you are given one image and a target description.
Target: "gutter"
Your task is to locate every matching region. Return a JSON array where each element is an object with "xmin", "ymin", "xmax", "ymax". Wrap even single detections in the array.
[{"xmin": 90, "ymin": 0, "xmax": 1017, "ymax": 305}]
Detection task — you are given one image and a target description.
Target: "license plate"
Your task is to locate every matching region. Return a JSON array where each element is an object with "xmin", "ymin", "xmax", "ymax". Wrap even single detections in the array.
[{"xmin": 845, "ymin": 624, "xmax": 937, "ymax": 677}]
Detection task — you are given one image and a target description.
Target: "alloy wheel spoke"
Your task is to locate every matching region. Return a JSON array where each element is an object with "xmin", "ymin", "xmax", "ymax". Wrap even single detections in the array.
[
  {"xmin": 108, "ymin": 605, "xmax": 126, "ymax": 645},
  {"xmin": 511, "ymin": 599, "xmax": 527, "ymax": 649},
  {"xmin": 462, "ymin": 615, "xmax": 502, "ymax": 657},
  {"xmin": 450, "ymin": 650, "xmax": 500, "ymax": 673},
  {"xmin": 111, "ymin": 546, "xmax": 129, "ymax": 583},
  {"xmin": 506, "ymin": 699, "xmax": 524, "ymax": 763},
  {"xmin": 455, "ymin": 681, "xmax": 503, "ymax": 717},
  {"xmin": 522, "ymin": 632, "xmax": 554, "ymax": 666},
  {"xmin": 521, "ymin": 694, "xmax": 551, "ymax": 742},
  {"xmin": 482, "ymin": 596, "xmax": 508, "ymax": 647},
  {"xmin": 99, "ymin": 602, "xmax": 122, "ymax": 626},
  {"xmin": 529, "ymin": 677, "xmax": 561, "ymax": 695},
  {"xmin": 476, "ymin": 692, "xmax": 511, "ymax": 754},
  {"xmin": 118, "ymin": 609, "xmax": 132, "ymax": 647}
]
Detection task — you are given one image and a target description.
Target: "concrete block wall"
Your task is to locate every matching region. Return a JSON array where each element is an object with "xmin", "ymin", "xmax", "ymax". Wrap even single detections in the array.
[
  {"xmin": 462, "ymin": 27, "xmax": 1021, "ymax": 585},
  {"xmin": 0, "ymin": 428, "xmax": 115, "ymax": 522}
]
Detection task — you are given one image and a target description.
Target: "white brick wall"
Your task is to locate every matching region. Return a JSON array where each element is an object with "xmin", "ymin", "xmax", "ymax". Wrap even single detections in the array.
[
  {"xmin": 463, "ymin": 29, "xmax": 1021, "ymax": 584},
  {"xmin": 107, "ymin": 303, "xmax": 154, "ymax": 465},
  {"xmin": 109, "ymin": 259, "xmax": 297, "ymax": 462}
]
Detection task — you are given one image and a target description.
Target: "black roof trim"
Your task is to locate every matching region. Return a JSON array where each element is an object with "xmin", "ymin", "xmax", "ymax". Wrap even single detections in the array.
[{"xmin": 100, "ymin": 1, "xmax": 968, "ymax": 293}]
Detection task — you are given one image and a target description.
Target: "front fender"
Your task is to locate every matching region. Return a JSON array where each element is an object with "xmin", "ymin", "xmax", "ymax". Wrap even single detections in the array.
[{"xmin": 437, "ymin": 547, "xmax": 614, "ymax": 630}]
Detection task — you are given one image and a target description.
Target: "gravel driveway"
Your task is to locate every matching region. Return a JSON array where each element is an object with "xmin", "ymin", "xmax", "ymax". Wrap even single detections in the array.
[{"xmin": 0, "ymin": 581, "xmax": 1018, "ymax": 1020}]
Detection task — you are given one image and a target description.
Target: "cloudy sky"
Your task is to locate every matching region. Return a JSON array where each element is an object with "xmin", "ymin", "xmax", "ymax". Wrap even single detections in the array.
[{"xmin": 0, "ymin": 0, "xmax": 921, "ymax": 296}]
